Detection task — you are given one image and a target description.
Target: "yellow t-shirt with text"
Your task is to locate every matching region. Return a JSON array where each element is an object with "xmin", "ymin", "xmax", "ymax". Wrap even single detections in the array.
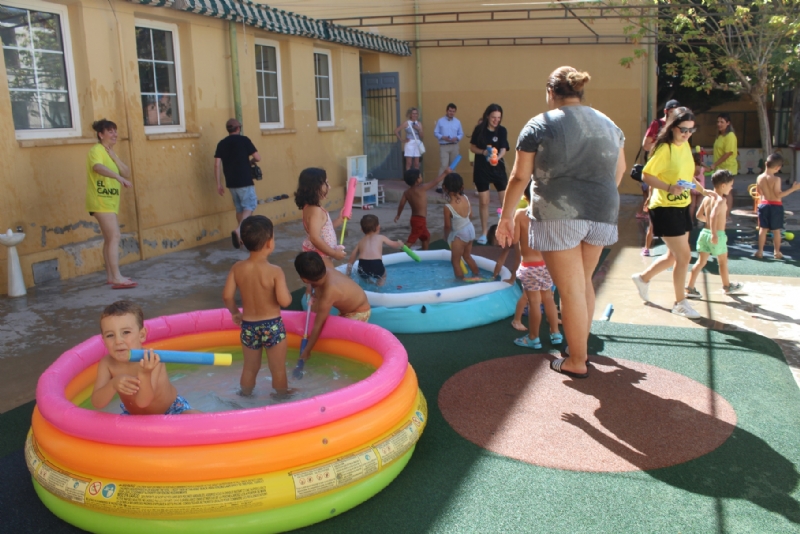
[
  {"xmin": 85, "ymin": 143, "xmax": 121, "ymax": 213},
  {"xmin": 643, "ymin": 142, "xmax": 693, "ymax": 209}
]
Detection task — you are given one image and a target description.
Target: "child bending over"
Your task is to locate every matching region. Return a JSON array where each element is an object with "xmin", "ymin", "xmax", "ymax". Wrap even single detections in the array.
[
  {"xmin": 295, "ymin": 167, "xmax": 346, "ymax": 268},
  {"xmin": 755, "ymin": 153, "xmax": 800, "ymax": 260},
  {"xmin": 395, "ymin": 167, "xmax": 451, "ymax": 250},
  {"xmin": 222, "ymin": 215, "xmax": 293, "ymax": 396},
  {"xmin": 686, "ymin": 170, "xmax": 744, "ymax": 298},
  {"xmin": 92, "ymin": 300, "xmax": 200, "ymax": 415},
  {"xmin": 442, "ymin": 172, "xmax": 480, "ymax": 279},
  {"xmin": 346, "ymin": 214, "xmax": 404, "ymax": 286},
  {"xmin": 295, "ymin": 252, "xmax": 371, "ymax": 363}
]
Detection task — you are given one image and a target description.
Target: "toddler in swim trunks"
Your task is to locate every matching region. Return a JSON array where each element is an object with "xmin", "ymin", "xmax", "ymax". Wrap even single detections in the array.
[
  {"xmin": 223, "ymin": 215, "xmax": 294, "ymax": 396},
  {"xmin": 294, "ymin": 167, "xmax": 346, "ymax": 268},
  {"xmin": 91, "ymin": 300, "xmax": 201, "ymax": 415},
  {"xmin": 395, "ymin": 167, "xmax": 452, "ymax": 251},
  {"xmin": 294, "ymin": 252, "xmax": 371, "ymax": 364},
  {"xmin": 346, "ymin": 214, "xmax": 404, "ymax": 286},
  {"xmin": 686, "ymin": 170, "xmax": 744, "ymax": 298}
]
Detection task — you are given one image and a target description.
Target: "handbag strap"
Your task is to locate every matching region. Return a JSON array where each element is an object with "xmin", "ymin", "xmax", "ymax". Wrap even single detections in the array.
[
  {"xmin": 634, "ymin": 146, "xmax": 643, "ymax": 164},
  {"xmin": 409, "ymin": 121, "xmax": 419, "ymax": 142}
]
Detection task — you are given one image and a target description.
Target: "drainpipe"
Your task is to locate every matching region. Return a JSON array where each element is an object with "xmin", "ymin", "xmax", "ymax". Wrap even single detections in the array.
[
  {"xmin": 229, "ymin": 21, "xmax": 243, "ymax": 129},
  {"xmin": 646, "ymin": 19, "xmax": 655, "ymax": 126},
  {"xmin": 414, "ymin": 1, "xmax": 422, "ymax": 115}
]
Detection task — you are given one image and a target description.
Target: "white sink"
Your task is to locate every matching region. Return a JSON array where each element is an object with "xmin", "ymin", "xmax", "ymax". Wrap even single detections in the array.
[{"xmin": 1, "ymin": 229, "xmax": 26, "ymax": 297}]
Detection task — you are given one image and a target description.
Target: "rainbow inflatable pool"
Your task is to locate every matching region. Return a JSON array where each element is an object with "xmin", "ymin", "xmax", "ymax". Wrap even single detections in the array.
[{"xmin": 27, "ymin": 309, "xmax": 426, "ymax": 533}]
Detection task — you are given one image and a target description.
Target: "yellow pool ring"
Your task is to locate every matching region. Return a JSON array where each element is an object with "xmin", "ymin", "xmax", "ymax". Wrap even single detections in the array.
[
  {"xmin": 27, "ymin": 391, "xmax": 427, "ymax": 520},
  {"xmin": 32, "ymin": 366, "xmax": 419, "ymax": 482}
]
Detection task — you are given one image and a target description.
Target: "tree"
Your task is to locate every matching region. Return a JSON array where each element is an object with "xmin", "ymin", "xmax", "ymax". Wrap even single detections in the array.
[{"xmin": 612, "ymin": 0, "xmax": 800, "ymax": 156}]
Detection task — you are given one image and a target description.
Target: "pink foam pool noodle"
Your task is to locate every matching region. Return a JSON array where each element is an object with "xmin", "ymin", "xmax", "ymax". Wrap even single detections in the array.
[{"xmin": 340, "ymin": 177, "xmax": 359, "ymax": 244}]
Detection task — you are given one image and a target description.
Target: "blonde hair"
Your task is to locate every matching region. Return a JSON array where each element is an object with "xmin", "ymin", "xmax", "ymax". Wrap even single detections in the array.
[
  {"xmin": 547, "ymin": 66, "xmax": 591, "ymax": 100},
  {"xmin": 406, "ymin": 107, "xmax": 419, "ymax": 119}
]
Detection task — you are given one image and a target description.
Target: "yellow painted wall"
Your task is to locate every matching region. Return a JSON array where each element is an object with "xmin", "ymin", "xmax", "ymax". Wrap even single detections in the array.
[{"xmin": 0, "ymin": 0, "xmax": 364, "ymax": 294}]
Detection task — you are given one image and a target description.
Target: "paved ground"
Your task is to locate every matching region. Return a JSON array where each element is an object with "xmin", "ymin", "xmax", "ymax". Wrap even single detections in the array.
[{"xmin": 0, "ymin": 173, "xmax": 798, "ymax": 413}]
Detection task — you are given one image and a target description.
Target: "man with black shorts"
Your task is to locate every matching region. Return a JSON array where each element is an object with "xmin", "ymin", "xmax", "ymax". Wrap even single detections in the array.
[{"xmin": 214, "ymin": 118, "xmax": 261, "ymax": 248}]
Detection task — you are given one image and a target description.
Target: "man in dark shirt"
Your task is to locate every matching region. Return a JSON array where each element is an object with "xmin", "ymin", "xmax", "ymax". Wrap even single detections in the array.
[{"xmin": 214, "ymin": 118, "xmax": 261, "ymax": 248}]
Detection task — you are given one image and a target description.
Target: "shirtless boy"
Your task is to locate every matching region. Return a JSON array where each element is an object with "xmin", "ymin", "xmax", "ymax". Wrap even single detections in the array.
[
  {"xmin": 755, "ymin": 153, "xmax": 800, "ymax": 260},
  {"xmin": 223, "ymin": 215, "xmax": 293, "ymax": 396},
  {"xmin": 346, "ymin": 214, "xmax": 404, "ymax": 286},
  {"xmin": 395, "ymin": 167, "xmax": 452, "ymax": 250},
  {"xmin": 686, "ymin": 170, "xmax": 743, "ymax": 297},
  {"xmin": 91, "ymin": 300, "xmax": 200, "ymax": 415},
  {"xmin": 294, "ymin": 251, "xmax": 371, "ymax": 363}
]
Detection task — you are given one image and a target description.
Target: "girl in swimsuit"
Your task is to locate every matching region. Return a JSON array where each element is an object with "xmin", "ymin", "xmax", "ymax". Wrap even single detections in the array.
[
  {"xmin": 442, "ymin": 173, "xmax": 480, "ymax": 279},
  {"xmin": 294, "ymin": 168, "xmax": 346, "ymax": 268}
]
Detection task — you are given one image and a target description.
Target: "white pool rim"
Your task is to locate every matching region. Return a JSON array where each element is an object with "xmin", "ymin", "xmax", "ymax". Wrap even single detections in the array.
[{"xmin": 338, "ymin": 250, "xmax": 513, "ymax": 308}]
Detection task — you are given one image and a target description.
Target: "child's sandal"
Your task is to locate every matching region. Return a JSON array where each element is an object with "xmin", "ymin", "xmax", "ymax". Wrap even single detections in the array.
[
  {"xmin": 514, "ymin": 335, "xmax": 542, "ymax": 349},
  {"xmin": 549, "ymin": 332, "xmax": 563, "ymax": 345}
]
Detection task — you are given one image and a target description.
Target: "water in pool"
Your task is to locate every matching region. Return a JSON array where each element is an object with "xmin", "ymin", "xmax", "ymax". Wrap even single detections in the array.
[
  {"xmin": 80, "ymin": 346, "xmax": 375, "ymax": 413},
  {"xmin": 352, "ymin": 259, "xmax": 494, "ymax": 293}
]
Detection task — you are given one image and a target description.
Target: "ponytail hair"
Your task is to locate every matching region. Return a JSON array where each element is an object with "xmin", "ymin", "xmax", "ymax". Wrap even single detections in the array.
[{"xmin": 546, "ymin": 66, "xmax": 591, "ymax": 100}]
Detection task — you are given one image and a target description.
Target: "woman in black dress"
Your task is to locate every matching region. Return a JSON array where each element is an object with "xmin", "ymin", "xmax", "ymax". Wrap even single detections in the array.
[{"xmin": 470, "ymin": 104, "xmax": 509, "ymax": 244}]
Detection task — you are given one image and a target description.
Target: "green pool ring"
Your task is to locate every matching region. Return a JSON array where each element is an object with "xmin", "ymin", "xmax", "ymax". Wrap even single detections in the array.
[{"xmin": 34, "ymin": 447, "xmax": 414, "ymax": 533}]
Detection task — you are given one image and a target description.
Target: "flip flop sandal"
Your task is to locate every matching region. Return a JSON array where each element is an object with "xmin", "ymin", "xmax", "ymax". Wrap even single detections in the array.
[
  {"xmin": 111, "ymin": 281, "xmax": 138, "ymax": 290},
  {"xmin": 550, "ymin": 332, "xmax": 563, "ymax": 345},
  {"xmin": 231, "ymin": 231, "xmax": 241, "ymax": 249},
  {"xmin": 550, "ymin": 357, "xmax": 589, "ymax": 379},
  {"xmin": 514, "ymin": 335, "xmax": 542, "ymax": 349}
]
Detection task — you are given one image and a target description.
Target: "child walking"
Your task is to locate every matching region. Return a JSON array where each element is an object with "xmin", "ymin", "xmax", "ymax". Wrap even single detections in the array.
[
  {"xmin": 442, "ymin": 172, "xmax": 480, "ymax": 279},
  {"xmin": 395, "ymin": 167, "xmax": 451, "ymax": 250},
  {"xmin": 222, "ymin": 215, "xmax": 294, "ymax": 397},
  {"xmin": 346, "ymin": 214, "xmax": 404, "ymax": 286},
  {"xmin": 685, "ymin": 170, "xmax": 744, "ymax": 298},
  {"xmin": 294, "ymin": 167, "xmax": 346, "ymax": 268},
  {"xmin": 511, "ymin": 187, "xmax": 561, "ymax": 348},
  {"xmin": 92, "ymin": 300, "xmax": 200, "ymax": 415},
  {"xmin": 755, "ymin": 153, "xmax": 800, "ymax": 260}
]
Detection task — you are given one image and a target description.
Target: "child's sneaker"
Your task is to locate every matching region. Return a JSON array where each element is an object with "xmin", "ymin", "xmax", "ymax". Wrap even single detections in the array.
[
  {"xmin": 641, "ymin": 248, "xmax": 650, "ymax": 256},
  {"xmin": 631, "ymin": 273, "xmax": 650, "ymax": 301},
  {"xmin": 672, "ymin": 299, "xmax": 701, "ymax": 319},
  {"xmin": 685, "ymin": 286, "xmax": 702, "ymax": 299},
  {"xmin": 722, "ymin": 282, "xmax": 744, "ymax": 295}
]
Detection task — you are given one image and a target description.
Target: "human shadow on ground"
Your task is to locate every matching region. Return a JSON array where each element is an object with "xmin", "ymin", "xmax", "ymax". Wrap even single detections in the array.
[{"xmin": 562, "ymin": 356, "xmax": 800, "ymax": 524}]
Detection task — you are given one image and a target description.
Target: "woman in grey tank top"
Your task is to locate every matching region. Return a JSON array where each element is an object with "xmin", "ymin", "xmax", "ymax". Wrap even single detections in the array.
[{"xmin": 496, "ymin": 66, "xmax": 626, "ymax": 379}]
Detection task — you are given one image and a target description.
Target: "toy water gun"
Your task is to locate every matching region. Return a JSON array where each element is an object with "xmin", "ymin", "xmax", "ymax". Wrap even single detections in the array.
[
  {"xmin": 488, "ymin": 147, "xmax": 499, "ymax": 166},
  {"xmin": 676, "ymin": 180, "xmax": 696, "ymax": 189},
  {"xmin": 339, "ymin": 177, "xmax": 358, "ymax": 245},
  {"xmin": 129, "ymin": 349, "xmax": 232, "ymax": 366}
]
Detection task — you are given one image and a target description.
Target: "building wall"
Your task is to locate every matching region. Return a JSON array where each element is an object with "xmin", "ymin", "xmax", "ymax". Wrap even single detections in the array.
[{"xmin": 0, "ymin": 0, "xmax": 367, "ymax": 294}]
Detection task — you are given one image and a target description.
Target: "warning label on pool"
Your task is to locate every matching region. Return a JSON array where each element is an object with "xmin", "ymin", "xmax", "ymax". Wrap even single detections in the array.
[
  {"xmin": 26, "ymin": 434, "xmax": 89, "ymax": 504},
  {"xmin": 291, "ymin": 448, "xmax": 378, "ymax": 499},
  {"xmin": 374, "ymin": 422, "xmax": 421, "ymax": 465}
]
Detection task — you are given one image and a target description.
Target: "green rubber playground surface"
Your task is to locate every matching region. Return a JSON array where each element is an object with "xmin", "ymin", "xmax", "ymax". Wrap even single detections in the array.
[{"xmin": 3, "ymin": 304, "xmax": 800, "ymax": 532}]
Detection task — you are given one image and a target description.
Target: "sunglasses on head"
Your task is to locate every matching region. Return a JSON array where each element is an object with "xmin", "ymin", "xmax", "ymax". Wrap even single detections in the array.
[{"xmin": 677, "ymin": 127, "xmax": 697, "ymax": 134}]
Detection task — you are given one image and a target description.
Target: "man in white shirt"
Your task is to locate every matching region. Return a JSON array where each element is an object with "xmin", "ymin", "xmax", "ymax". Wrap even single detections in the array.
[{"xmin": 434, "ymin": 103, "xmax": 463, "ymax": 179}]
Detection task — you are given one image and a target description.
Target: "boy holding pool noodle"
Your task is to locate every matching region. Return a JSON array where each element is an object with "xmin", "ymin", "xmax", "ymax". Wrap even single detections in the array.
[
  {"xmin": 346, "ymin": 214, "xmax": 405, "ymax": 286},
  {"xmin": 294, "ymin": 252, "xmax": 371, "ymax": 364},
  {"xmin": 395, "ymin": 165, "xmax": 455, "ymax": 250},
  {"xmin": 222, "ymin": 215, "xmax": 294, "ymax": 397},
  {"xmin": 91, "ymin": 300, "xmax": 201, "ymax": 415}
]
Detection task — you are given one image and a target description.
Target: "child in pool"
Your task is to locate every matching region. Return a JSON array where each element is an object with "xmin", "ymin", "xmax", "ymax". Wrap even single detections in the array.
[
  {"xmin": 346, "ymin": 214, "xmax": 404, "ymax": 286},
  {"xmin": 295, "ymin": 252, "xmax": 371, "ymax": 363},
  {"xmin": 395, "ymin": 167, "xmax": 452, "ymax": 250},
  {"xmin": 442, "ymin": 172, "xmax": 480, "ymax": 279},
  {"xmin": 294, "ymin": 167, "xmax": 346, "ymax": 268},
  {"xmin": 685, "ymin": 170, "xmax": 744, "ymax": 298},
  {"xmin": 222, "ymin": 215, "xmax": 294, "ymax": 396},
  {"xmin": 91, "ymin": 300, "xmax": 201, "ymax": 415}
]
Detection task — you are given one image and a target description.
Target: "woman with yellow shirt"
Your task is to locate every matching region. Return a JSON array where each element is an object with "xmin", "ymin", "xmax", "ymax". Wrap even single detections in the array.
[
  {"xmin": 711, "ymin": 113, "xmax": 738, "ymax": 216},
  {"xmin": 631, "ymin": 108, "xmax": 715, "ymax": 319},
  {"xmin": 86, "ymin": 119, "xmax": 135, "ymax": 289}
]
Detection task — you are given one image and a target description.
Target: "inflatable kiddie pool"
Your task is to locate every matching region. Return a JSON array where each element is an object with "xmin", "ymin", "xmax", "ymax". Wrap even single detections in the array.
[
  {"xmin": 27, "ymin": 309, "xmax": 426, "ymax": 534},
  {"xmin": 336, "ymin": 250, "xmax": 521, "ymax": 333}
]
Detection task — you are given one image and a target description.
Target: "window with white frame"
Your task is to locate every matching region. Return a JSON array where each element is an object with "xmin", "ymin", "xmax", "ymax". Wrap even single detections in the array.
[
  {"xmin": 255, "ymin": 41, "xmax": 283, "ymax": 128},
  {"xmin": 1, "ymin": 0, "xmax": 80, "ymax": 138},
  {"xmin": 313, "ymin": 50, "xmax": 333, "ymax": 125},
  {"xmin": 135, "ymin": 20, "xmax": 184, "ymax": 133}
]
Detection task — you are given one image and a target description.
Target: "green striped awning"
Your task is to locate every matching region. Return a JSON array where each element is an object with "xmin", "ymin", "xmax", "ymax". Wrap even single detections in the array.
[{"xmin": 127, "ymin": 0, "xmax": 411, "ymax": 56}]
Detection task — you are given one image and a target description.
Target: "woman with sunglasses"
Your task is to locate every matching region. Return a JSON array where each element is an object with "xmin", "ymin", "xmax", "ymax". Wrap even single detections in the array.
[{"xmin": 631, "ymin": 108, "xmax": 715, "ymax": 318}]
